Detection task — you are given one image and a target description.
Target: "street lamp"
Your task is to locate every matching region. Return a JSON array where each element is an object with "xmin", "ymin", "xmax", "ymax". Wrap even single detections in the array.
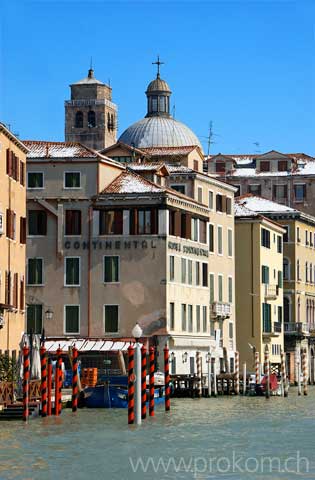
[{"xmin": 132, "ymin": 323, "xmax": 143, "ymax": 425}]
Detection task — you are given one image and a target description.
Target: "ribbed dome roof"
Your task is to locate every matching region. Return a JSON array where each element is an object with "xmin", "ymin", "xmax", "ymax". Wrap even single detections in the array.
[
  {"xmin": 118, "ymin": 116, "xmax": 202, "ymax": 150},
  {"xmin": 146, "ymin": 77, "xmax": 171, "ymax": 93}
]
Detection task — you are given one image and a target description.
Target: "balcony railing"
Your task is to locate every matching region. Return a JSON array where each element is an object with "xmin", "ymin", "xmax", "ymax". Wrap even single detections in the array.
[
  {"xmin": 284, "ymin": 322, "xmax": 310, "ymax": 335},
  {"xmin": 264, "ymin": 284, "xmax": 278, "ymax": 300},
  {"xmin": 273, "ymin": 322, "xmax": 282, "ymax": 333},
  {"xmin": 211, "ymin": 302, "xmax": 231, "ymax": 318}
]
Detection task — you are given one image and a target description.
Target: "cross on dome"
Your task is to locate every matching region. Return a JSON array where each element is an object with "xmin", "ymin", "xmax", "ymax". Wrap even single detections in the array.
[{"xmin": 152, "ymin": 55, "xmax": 164, "ymax": 78}]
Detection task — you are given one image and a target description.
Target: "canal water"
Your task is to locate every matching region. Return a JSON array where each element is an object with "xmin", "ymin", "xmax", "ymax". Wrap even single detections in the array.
[{"xmin": 0, "ymin": 389, "xmax": 314, "ymax": 480}]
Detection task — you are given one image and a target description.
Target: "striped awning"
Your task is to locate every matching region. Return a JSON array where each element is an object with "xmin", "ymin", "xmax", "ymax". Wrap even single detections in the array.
[{"xmin": 44, "ymin": 339, "xmax": 138, "ymax": 353}]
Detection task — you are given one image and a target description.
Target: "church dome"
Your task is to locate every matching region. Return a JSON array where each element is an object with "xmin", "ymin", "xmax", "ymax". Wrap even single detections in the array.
[
  {"xmin": 118, "ymin": 116, "xmax": 202, "ymax": 149},
  {"xmin": 146, "ymin": 77, "xmax": 171, "ymax": 94}
]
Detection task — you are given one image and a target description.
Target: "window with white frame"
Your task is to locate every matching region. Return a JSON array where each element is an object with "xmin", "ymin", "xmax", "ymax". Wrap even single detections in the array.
[
  {"xmin": 27, "ymin": 172, "xmax": 44, "ymax": 189},
  {"xmin": 181, "ymin": 304, "xmax": 187, "ymax": 331},
  {"xmin": 208, "ymin": 191, "xmax": 214, "ymax": 210},
  {"xmin": 218, "ymin": 275, "xmax": 223, "ymax": 302},
  {"xmin": 188, "ymin": 305, "xmax": 193, "ymax": 332},
  {"xmin": 27, "ymin": 258, "xmax": 43, "ymax": 285},
  {"xmin": 188, "ymin": 260, "xmax": 192, "ymax": 285},
  {"xmin": 202, "ymin": 306, "xmax": 207, "ymax": 332},
  {"xmin": 64, "ymin": 305, "xmax": 80, "ymax": 334},
  {"xmin": 169, "ymin": 256, "xmax": 175, "ymax": 282},
  {"xmin": 195, "ymin": 261, "xmax": 200, "ymax": 285},
  {"xmin": 104, "ymin": 305, "xmax": 119, "ymax": 333},
  {"xmin": 209, "ymin": 223, "xmax": 214, "ymax": 253},
  {"xmin": 209, "ymin": 273, "xmax": 215, "ymax": 304},
  {"xmin": 27, "ymin": 304, "xmax": 43, "ymax": 334},
  {"xmin": 181, "ymin": 258, "xmax": 187, "ymax": 284},
  {"xmin": 228, "ymin": 229, "xmax": 233, "ymax": 257},
  {"xmin": 191, "ymin": 218, "xmax": 198, "ymax": 241},
  {"xmin": 170, "ymin": 302, "xmax": 175, "ymax": 330},
  {"xmin": 228, "ymin": 277, "xmax": 233, "ymax": 303},
  {"xmin": 65, "ymin": 257, "xmax": 80, "ymax": 286},
  {"xmin": 104, "ymin": 256, "xmax": 120, "ymax": 283},
  {"xmin": 196, "ymin": 305, "xmax": 201, "ymax": 332},
  {"xmin": 64, "ymin": 172, "xmax": 81, "ymax": 189}
]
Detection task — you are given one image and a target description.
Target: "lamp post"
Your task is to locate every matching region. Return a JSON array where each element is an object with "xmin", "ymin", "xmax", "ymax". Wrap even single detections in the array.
[{"xmin": 132, "ymin": 323, "xmax": 143, "ymax": 425}]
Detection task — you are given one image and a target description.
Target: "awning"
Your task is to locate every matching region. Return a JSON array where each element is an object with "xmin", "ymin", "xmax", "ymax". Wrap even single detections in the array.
[{"xmin": 44, "ymin": 339, "xmax": 139, "ymax": 353}]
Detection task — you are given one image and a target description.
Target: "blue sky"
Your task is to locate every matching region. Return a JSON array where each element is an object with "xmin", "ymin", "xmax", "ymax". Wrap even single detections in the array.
[{"xmin": 1, "ymin": 0, "xmax": 314, "ymax": 155}]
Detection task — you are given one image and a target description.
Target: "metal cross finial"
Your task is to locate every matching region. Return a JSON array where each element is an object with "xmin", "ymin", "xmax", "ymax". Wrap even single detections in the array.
[{"xmin": 152, "ymin": 55, "xmax": 164, "ymax": 77}]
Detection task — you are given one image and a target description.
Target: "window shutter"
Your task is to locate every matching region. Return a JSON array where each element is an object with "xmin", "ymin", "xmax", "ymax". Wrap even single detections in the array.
[
  {"xmin": 6, "ymin": 149, "xmax": 10, "ymax": 175},
  {"xmin": 20, "ymin": 276, "xmax": 24, "ymax": 310},
  {"xmin": 5, "ymin": 271, "xmax": 9, "ymax": 305},
  {"xmin": 185, "ymin": 213, "xmax": 191, "ymax": 239},
  {"xmin": 20, "ymin": 217, "xmax": 26, "ymax": 244},
  {"xmin": 15, "ymin": 156, "xmax": 19, "ymax": 181},
  {"xmin": 221, "ymin": 196, "xmax": 227, "ymax": 213},
  {"xmin": 174, "ymin": 211, "xmax": 181, "ymax": 237},
  {"xmin": 130, "ymin": 209, "xmax": 138, "ymax": 235},
  {"xmin": 6, "ymin": 209, "xmax": 10, "ymax": 238},
  {"xmin": 13, "ymin": 273, "xmax": 18, "ymax": 309}
]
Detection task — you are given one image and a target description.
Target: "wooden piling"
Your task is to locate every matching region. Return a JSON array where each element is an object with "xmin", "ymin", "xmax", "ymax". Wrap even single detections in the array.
[{"xmin": 234, "ymin": 351, "xmax": 240, "ymax": 395}]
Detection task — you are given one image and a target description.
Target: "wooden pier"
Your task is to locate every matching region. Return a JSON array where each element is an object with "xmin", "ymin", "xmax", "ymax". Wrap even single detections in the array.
[{"xmin": 171, "ymin": 373, "xmax": 251, "ymax": 397}]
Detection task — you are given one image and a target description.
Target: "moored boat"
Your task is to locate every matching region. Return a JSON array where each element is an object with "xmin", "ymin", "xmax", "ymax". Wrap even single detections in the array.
[{"xmin": 84, "ymin": 383, "xmax": 165, "ymax": 408}]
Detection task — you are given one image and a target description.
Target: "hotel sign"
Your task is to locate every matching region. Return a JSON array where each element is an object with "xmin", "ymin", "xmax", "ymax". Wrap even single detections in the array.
[
  {"xmin": 64, "ymin": 239, "xmax": 157, "ymax": 250},
  {"xmin": 168, "ymin": 241, "xmax": 209, "ymax": 258}
]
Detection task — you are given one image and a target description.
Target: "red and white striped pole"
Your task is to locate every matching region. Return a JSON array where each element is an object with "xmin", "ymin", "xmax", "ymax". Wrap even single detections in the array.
[
  {"xmin": 196, "ymin": 351, "xmax": 202, "ymax": 398},
  {"xmin": 280, "ymin": 349, "xmax": 288, "ymax": 397},
  {"xmin": 149, "ymin": 346, "xmax": 155, "ymax": 417},
  {"xmin": 264, "ymin": 345, "xmax": 270, "ymax": 399},
  {"xmin": 40, "ymin": 344, "xmax": 47, "ymax": 417},
  {"xmin": 23, "ymin": 343, "xmax": 30, "ymax": 422},
  {"xmin": 164, "ymin": 346, "xmax": 170, "ymax": 412},
  {"xmin": 55, "ymin": 346, "xmax": 62, "ymax": 416},
  {"xmin": 255, "ymin": 351, "xmax": 260, "ymax": 385},
  {"xmin": 302, "ymin": 349, "xmax": 308, "ymax": 396},
  {"xmin": 47, "ymin": 358, "xmax": 52, "ymax": 416},
  {"xmin": 72, "ymin": 345, "xmax": 78, "ymax": 412},
  {"xmin": 128, "ymin": 345, "xmax": 135, "ymax": 425},
  {"xmin": 234, "ymin": 351, "xmax": 240, "ymax": 395},
  {"xmin": 141, "ymin": 346, "xmax": 147, "ymax": 420}
]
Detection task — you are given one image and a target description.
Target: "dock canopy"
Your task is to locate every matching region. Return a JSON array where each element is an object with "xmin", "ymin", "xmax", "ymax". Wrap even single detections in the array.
[{"xmin": 43, "ymin": 339, "xmax": 140, "ymax": 353}]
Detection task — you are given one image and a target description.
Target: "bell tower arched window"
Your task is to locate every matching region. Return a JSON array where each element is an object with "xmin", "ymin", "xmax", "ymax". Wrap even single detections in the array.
[
  {"xmin": 88, "ymin": 111, "xmax": 96, "ymax": 128},
  {"xmin": 75, "ymin": 111, "xmax": 83, "ymax": 128}
]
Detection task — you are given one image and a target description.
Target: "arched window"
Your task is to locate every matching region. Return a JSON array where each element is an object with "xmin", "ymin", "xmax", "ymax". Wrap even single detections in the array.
[
  {"xmin": 284, "ymin": 296, "xmax": 290, "ymax": 323},
  {"xmin": 88, "ymin": 111, "xmax": 96, "ymax": 128},
  {"xmin": 75, "ymin": 111, "xmax": 83, "ymax": 128},
  {"xmin": 283, "ymin": 258, "xmax": 290, "ymax": 280}
]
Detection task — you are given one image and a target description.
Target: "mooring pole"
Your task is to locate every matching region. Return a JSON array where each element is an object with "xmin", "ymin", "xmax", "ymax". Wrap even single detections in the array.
[
  {"xmin": 164, "ymin": 346, "xmax": 170, "ymax": 412},
  {"xmin": 40, "ymin": 344, "xmax": 47, "ymax": 417},
  {"xmin": 128, "ymin": 345, "xmax": 135, "ymax": 425},
  {"xmin": 149, "ymin": 346, "xmax": 155, "ymax": 417},
  {"xmin": 22, "ymin": 344, "xmax": 30, "ymax": 422},
  {"xmin": 234, "ymin": 351, "xmax": 240, "ymax": 395},
  {"xmin": 72, "ymin": 345, "xmax": 78, "ymax": 412},
  {"xmin": 135, "ymin": 341, "xmax": 142, "ymax": 425}
]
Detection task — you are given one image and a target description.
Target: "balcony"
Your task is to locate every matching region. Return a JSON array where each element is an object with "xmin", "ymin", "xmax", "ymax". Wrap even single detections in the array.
[
  {"xmin": 211, "ymin": 302, "xmax": 231, "ymax": 319},
  {"xmin": 264, "ymin": 284, "xmax": 278, "ymax": 300},
  {"xmin": 273, "ymin": 322, "xmax": 282, "ymax": 333},
  {"xmin": 263, "ymin": 321, "xmax": 282, "ymax": 337},
  {"xmin": 284, "ymin": 322, "xmax": 310, "ymax": 336}
]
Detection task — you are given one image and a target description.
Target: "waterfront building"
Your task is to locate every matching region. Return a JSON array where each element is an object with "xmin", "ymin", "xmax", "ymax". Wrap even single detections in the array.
[
  {"xmin": 234, "ymin": 199, "xmax": 285, "ymax": 371},
  {"xmin": 235, "ymin": 194, "xmax": 315, "ymax": 383},
  {"xmin": 0, "ymin": 123, "xmax": 27, "ymax": 351},
  {"xmin": 206, "ymin": 150, "xmax": 315, "ymax": 216},
  {"xmin": 65, "ymin": 68, "xmax": 117, "ymax": 151}
]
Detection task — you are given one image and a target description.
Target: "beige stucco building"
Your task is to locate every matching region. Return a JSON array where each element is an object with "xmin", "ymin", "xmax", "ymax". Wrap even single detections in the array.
[
  {"xmin": 0, "ymin": 123, "xmax": 27, "ymax": 351},
  {"xmin": 234, "ymin": 199, "xmax": 285, "ymax": 371},
  {"xmin": 236, "ymin": 194, "xmax": 315, "ymax": 383}
]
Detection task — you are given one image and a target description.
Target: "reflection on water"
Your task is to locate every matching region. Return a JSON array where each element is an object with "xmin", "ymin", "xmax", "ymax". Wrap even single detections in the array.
[{"xmin": 0, "ymin": 389, "xmax": 315, "ymax": 479}]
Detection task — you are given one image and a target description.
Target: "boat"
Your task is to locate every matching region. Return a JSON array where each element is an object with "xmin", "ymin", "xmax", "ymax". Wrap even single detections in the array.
[{"xmin": 84, "ymin": 382, "xmax": 165, "ymax": 408}]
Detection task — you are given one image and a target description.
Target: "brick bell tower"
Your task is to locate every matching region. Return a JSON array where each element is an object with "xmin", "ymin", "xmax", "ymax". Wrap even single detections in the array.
[{"xmin": 65, "ymin": 67, "xmax": 117, "ymax": 151}]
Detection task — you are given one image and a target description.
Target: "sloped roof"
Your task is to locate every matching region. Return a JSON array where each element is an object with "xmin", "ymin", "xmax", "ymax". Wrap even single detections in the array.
[
  {"xmin": 100, "ymin": 170, "xmax": 164, "ymax": 194},
  {"xmin": 142, "ymin": 146, "xmax": 199, "ymax": 156},
  {"xmin": 71, "ymin": 69, "xmax": 105, "ymax": 86},
  {"xmin": 100, "ymin": 141, "xmax": 148, "ymax": 157},
  {"xmin": 24, "ymin": 140, "xmax": 100, "ymax": 158},
  {"xmin": 234, "ymin": 202, "xmax": 259, "ymax": 218},
  {"xmin": 236, "ymin": 194, "xmax": 297, "ymax": 214}
]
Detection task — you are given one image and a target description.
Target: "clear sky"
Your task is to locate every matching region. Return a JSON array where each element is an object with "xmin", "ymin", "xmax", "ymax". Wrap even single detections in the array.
[{"xmin": 1, "ymin": 0, "xmax": 314, "ymax": 155}]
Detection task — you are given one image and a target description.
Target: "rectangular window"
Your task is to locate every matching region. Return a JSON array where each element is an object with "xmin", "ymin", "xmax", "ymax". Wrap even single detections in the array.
[
  {"xmin": 203, "ymin": 306, "xmax": 207, "ymax": 332},
  {"xmin": 297, "ymin": 227, "xmax": 301, "ymax": 242},
  {"xmin": 169, "ymin": 256, "xmax": 175, "ymax": 282},
  {"xmin": 65, "ymin": 305, "xmax": 80, "ymax": 334},
  {"xmin": 262, "ymin": 265, "xmax": 269, "ymax": 284},
  {"xmin": 209, "ymin": 273, "xmax": 215, "ymax": 304},
  {"xmin": 171, "ymin": 185, "xmax": 186, "ymax": 195},
  {"xmin": 138, "ymin": 210, "xmax": 153, "ymax": 234},
  {"xmin": 248, "ymin": 184, "xmax": 261, "ymax": 195},
  {"xmin": 188, "ymin": 260, "xmax": 193, "ymax": 285},
  {"xmin": 191, "ymin": 218, "xmax": 198, "ymax": 241},
  {"xmin": 229, "ymin": 322, "xmax": 233, "ymax": 339},
  {"xmin": 27, "ymin": 258, "xmax": 43, "ymax": 285},
  {"xmin": 294, "ymin": 184, "xmax": 306, "ymax": 202},
  {"xmin": 20, "ymin": 217, "xmax": 26, "ymax": 244},
  {"xmin": 215, "ymin": 162, "xmax": 226, "ymax": 173},
  {"xmin": 228, "ymin": 229, "xmax": 233, "ymax": 257},
  {"xmin": 64, "ymin": 172, "xmax": 81, "ymax": 189},
  {"xmin": 228, "ymin": 277, "xmax": 233, "ymax": 303},
  {"xmin": 27, "ymin": 304, "xmax": 43, "ymax": 334},
  {"xmin": 181, "ymin": 258, "xmax": 187, "ymax": 284},
  {"xmin": 199, "ymin": 220, "xmax": 207, "ymax": 244},
  {"xmin": 170, "ymin": 302, "xmax": 175, "ymax": 330},
  {"xmin": 273, "ymin": 184, "xmax": 288, "ymax": 201},
  {"xmin": 278, "ymin": 306, "xmax": 283, "ymax": 324},
  {"xmin": 100, "ymin": 210, "xmax": 123, "ymax": 235},
  {"xmin": 262, "ymin": 303, "xmax": 271, "ymax": 332},
  {"xmin": 20, "ymin": 161, "xmax": 25, "ymax": 186},
  {"xmin": 65, "ymin": 257, "xmax": 80, "ymax": 286},
  {"xmin": 209, "ymin": 224, "xmax": 214, "ymax": 253},
  {"xmin": 6, "ymin": 209, "xmax": 16, "ymax": 240},
  {"xmin": 196, "ymin": 305, "xmax": 201, "ymax": 332},
  {"xmin": 27, "ymin": 172, "xmax": 44, "ymax": 189},
  {"xmin": 216, "ymin": 194, "xmax": 223, "ymax": 212},
  {"xmin": 261, "ymin": 228, "xmax": 270, "ymax": 248},
  {"xmin": 305, "ymin": 230, "xmax": 309, "ymax": 245},
  {"xmin": 218, "ymin": 226, "xmax": 223, "ymax": 255},
  {"xmin": 28, "ymin": 210, "xmax": 47, "ymax": 236},
  {"xmin": 130, "ymin": 208, "xmax": 158, "ymax": 235},
  {"xmin": 197, "ymin": 187, "xmax": 203, "ymax": 203},
  {"xmin": 202, "ymin": 263, "xmax": 208, "ymax": 287},
  {"xmin": 277, "ymin": 271, "xmax": 283, "ymax": 288},
  {"xmin": 104, "ymin": 305, "xmax": 119, "ymax": 333},
  {"xmin": 226, "ymin": 197, "xmax": 232, "ymax": 215},
  {"xmin": 278, "ymin": 160, "xmax": 288, "ymax": 172},
  {"xmin": 104, "ymin": 256, "xmax": 119, "ymax": 283},
  {"xmin": 277, "ymin": 236, "xmax": 282, "ymax": 253},
  {"xmin": 218, "ymin": 275, "xmax": 223, "ymax": 302},
  {"xmin": 65, "ymin": 210, "xmax": 81, "ymax": 236},
  {"xmin": 260, "ymin": 161, "xmax": 270, "ymax": 172},
  {"xmin": 283, "ymin": 226, "xmax": 289, "ymax": 242},
  {"xmin": 188, "ymin": 305, "xmax": 193, "ymax": 332},
  {"xmin": 195, "ymin": 261, "xmax": 200, "ymax": 285},
  {"xmin": 208, "ymin": 191, "xmax": 214, "ymax": 210},
  {"xmin": 181, "ymin": 304, "xmax": 187, "ymax": 331}
]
